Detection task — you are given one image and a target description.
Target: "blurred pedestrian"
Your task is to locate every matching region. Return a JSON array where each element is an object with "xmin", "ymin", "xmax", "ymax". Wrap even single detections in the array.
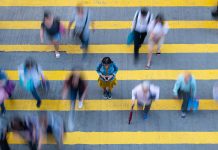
[
  {"xmin": 173, "ymin": 72, "xmax": 197, "ymax": 118},
  {"xmin": 10, "ymin": 115, "xmax": 40, "ymax": 150},
  {"xmin": 96, "ymin": 57, "xmax": 118, "ymax": 99},
  {"xmin": 40, "ymin": 11, "xmax": 65, "ymax": 58},
  {"xmin": 131, "ymin": 81, "xmax": 159, "ymax": 120},
  {"xmin": 68, "ymin": 4, "xmax": 95, "ymax": 57},
  {"xmin": 0, "ymin": 71, "xmax": 9, "ymax": 115},
  {"xmin": 0, "ymin": 117, "xmax": 10, "ymax": 150},
  {"xmin": 131, "ymin": 7, "xmax": 153, "ymax": 63},
  {"xmin": 146, "ymin": 14, "xmax": 169, "ymax": 69},
  {"xmin": 18, "ymin": 58, "xmax": 46, "ymax": 108},
  {"xmin": 62, "ymin": 71, "xmax": 87, "ymax": 109},
  {"xmin": 212, "ymin": 2, "xmax": 218, "ymax": 17},
  {"xmin": 39, "ymin": 112, "xmax": 64, "ymax": 150}
]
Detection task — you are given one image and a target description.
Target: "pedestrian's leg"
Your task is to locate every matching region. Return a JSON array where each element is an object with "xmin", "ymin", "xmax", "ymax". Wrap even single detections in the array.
[
  {"xmin": 139, "ymin": 32, "xmax": 147, "ymax": 46},
  {"xmin": 31, "ymin": 87, "xmax": 41, "ymax": 108},
  {"xmin": 157, "ymin": 36, "xmax": 164, "ymax": 54},
  {"xmin": 143, "ymin": 103, "xmax": 152, "ymax": 119},
  {"xmin": 1, "ymin": 103, "xmax": 6, "ymax": 114},
  {"xmin": 0, "ymin": 136, "xmax": 10, "ymax": 150},
  {"xmin": 52, "ymin": 40, "xmax": 60, "ymax": 58},
  {"xmin": 181, "ymin": 91, "xmax": 190, "ymax": 118},
  {"xmin": 146, "ymin": 39, "xmax": 154, "ymax": 69},
  {"xmin": 134, "ymin": 31, "xmax": 141, "ymax": 62}
]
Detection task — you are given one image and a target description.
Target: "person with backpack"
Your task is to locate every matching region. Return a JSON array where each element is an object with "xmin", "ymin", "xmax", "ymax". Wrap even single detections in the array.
[
  {"xmin": 18, "ymin": 58, "xmax": 46, "ymax": 108},
  {"xmin": 131, "ymin": 8, "xmax": 153, "ymax": 63},
  {"xmin": 40, "ymin": 11, "xmax": 65, "ymax": 58},
  {"xmin": 146, "ymin": 14, "xmax": 169, "ymax": 69},
  {"xmin": 62, "ymin": 71, "xmax": 88, "ymax": 109},
  {"xmin": 173, "ymin": 72, "xmax": 197, "ymax": 118},
  {"xmin": 68, "ymin": 5, "xmax": 95, "ymax": 56},
  {"xmin": 131, "ymin": 81, "xmax": 160, "ymax": 120},
  {"xmin": 96, "ymin": 57, "xmax": 118, "ymax": 99}
]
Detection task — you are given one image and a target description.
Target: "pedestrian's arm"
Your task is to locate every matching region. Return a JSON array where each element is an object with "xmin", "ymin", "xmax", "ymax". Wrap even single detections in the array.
[
  {"xmin": 62, "ymin": 82, "xmax": 69, "ymax": 100},
  {"xmin": 112, "ymin": 63, "xmax": 118, "ymax": 76},
  {"xmin": 173, "ymin": 78, "xmax": 181, "ymax": 97},
  {"xmin": 152, "ymin": 85, "xmax": 160, "ymax": 100},
  {"xmin": 40, "ymin": 27, "xmax": 44, "ymax": 43},
  {"xmin": 192, "ymin": 78, "xmax": 197, "ymax": 98},
  {"xmin": 96, "ymin": 63, "xmax": 103, "ymax": 76},
  {"xmin": 131, "ymin": 88, "xmax": 137, "ymax": 106},
  {"xmin": 131, "ymin": 11, "xmax": 138, "ymax": 31}
]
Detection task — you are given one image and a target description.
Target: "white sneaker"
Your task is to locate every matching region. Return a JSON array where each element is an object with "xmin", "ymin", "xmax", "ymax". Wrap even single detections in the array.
[
  {"xmin": 78, "ymin": 101, "xmax": 83, "ymax": 109},
  {"xmin": 55, "ymin": 52, "xmax": 60, "ymax": 58}
]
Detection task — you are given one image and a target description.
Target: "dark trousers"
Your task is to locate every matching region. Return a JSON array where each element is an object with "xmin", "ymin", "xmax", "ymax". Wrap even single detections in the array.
[
  {"xmin": 31, "ymin": 87, "xmax": 41, "ymax": 103},
  {"xmin": 1, "ymin": 103, "xmax": 5, "ymax": 114},
  {"xmin": 178, "ymin": 90, "xmax": 191, "ymax": 112},
  {"xmin": 143, "ymin": 103, "xmax": 152, "ymax": 115},
  {"xmin": 134, "ymin": 31, "xmax": 147, "ymax": 60},
  {"xmin": 0, "ymin": 134, "xmax": 10, "ymax": 150}
]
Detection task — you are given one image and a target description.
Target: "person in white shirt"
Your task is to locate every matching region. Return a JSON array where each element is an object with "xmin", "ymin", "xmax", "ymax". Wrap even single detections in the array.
[
  {"xmin": 131, "ymin": 81, "xmax": 160, "ymax": 120},
  {"xmin": 132, "ymin": 8, "xmax": 153, "ymax": 62},
  {"xmin": 68, "ymin": 4, "xmax": 95, "ymax": 57},
  {"xmin": 146, "ymin": 14, "xmax": 169, "ymax": 69}
]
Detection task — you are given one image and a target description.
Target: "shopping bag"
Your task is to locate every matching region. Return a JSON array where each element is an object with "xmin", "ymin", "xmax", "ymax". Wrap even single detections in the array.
[
  {"xmin": 127, "ymin": 31, "xmax": 134, "ymax": 45},
  {"xmin": 188, "ymin": 98, "xmax": 199, "ymax": 112}
]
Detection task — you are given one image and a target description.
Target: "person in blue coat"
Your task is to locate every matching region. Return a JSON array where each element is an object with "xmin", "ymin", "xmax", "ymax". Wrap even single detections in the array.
[
  {"xmin": 173, "ymin": 72, "xmax": 197, "ymax": 118},
  {"xmin": 96, "ymin": 57, "xmax": 118, "ymax": 99}
]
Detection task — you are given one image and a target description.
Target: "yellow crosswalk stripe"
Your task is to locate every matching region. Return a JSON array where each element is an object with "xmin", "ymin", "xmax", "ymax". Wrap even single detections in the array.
[
  {"xmin": 4, "ymin": 99, "xmax": 218, "ymax": 111},
  {"xmin": 1, "ymin": 44, "xmax": 218, "ymax": 54},
  {"xmin": 1, "ymin": 21, "xmax": 218, "ymax": 29},
  {"xmin": 5, "ymin": 70, "xmax": 218, "ymax": 80},
  {"xmin": 7, "ymin": 131, "xmax": 218, "ymax": 144},
  {"xmin": 0, "ymin": 0, "xmax": 216, "ymax": 7}
]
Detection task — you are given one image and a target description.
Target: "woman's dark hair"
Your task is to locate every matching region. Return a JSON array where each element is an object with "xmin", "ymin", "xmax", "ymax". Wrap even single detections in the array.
[
  {"xmin": 102, "ymin": 57, "xmax": 113, "ymax": 65},
  {"xmin": 141, "ymin": 8, "xmax": 148, "ymax": 17},
  {"xmin": 155, "ymin": 14, "xmax": 164, "ymax": 25},
  {"xmin": 24, "ymin": 57, "xmax": 37, "ymax": 70},
  {"xmin": 43, "ymin": 11, "xmax": 52, "ymax": 20}
]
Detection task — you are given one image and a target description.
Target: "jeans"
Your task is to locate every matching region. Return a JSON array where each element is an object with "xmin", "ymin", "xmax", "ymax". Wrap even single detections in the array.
[
  {"xmin": 178, "ymin": 89, "xmax": 191, "ymax": 112},
  {"xmin": 31, "ymin": 87, "xmax": 41, "ymax": 103},
  {"xmin": 134, "ymin": 31, "xmax": 147, "ymax": 60},
  {"xmin": 1, "ymin": 103, "xmax": 5, "ymax": 114}
]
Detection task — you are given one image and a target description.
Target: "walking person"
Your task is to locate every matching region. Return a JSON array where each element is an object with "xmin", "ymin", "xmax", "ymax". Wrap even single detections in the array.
[
  {"xmin": 68, "ymin": 5, "xmax": 95, "ymax": 56},
  {"xmin": 131, "ymin": 81, "xmax": 159, "ymax": 120},
  {"xmin": 97, "ymin": 57, "xmax": 118, "ymax": 99},
  {"xmin": 18, "ymin": 58, "xmax": 46, "ymax": 108},
  {"xmin": 0, "ymin": 71, "xmax": 9, "ymax": 115},
  {"xmin": 132, "ymin": 8, "xmax": 153, "ymax": 63},
  {"xmin": 62, "ymin": 71, "xmax": 88, "ymax": 109},
  {"xmin": 173, "ymin": 72, "xmax": 197, "ymax": 118},
  {"xmin": 146, "ymin": 14, "xmax": 169, "ymax": 69},
  {"xmin": 40, "ymin": 11, "xmax": 65, "ymax": 58}
]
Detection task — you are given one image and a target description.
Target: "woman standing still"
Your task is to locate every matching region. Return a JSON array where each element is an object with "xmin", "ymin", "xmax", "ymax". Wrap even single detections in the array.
[{"xmin": 96, "ymin": 57, "xmax": 118, "ymax": 99}]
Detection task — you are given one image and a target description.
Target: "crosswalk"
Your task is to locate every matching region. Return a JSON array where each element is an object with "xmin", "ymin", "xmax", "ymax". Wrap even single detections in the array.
[{"xmin": 1, "ymin": 0, "xmax": 218, "ymax": 149}]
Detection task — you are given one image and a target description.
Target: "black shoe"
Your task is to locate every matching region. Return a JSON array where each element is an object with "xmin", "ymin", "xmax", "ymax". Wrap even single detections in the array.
[
  {"xmin": 107, "ymin": 91, "xmax": 112, "ymax": 99},
  {"xmin": 103, "ymin": 91, "xmax": 108, "ymax": 99},
  {"xmin": 36, "ymin": 101, "xmax": 41, "ymax": 108}
]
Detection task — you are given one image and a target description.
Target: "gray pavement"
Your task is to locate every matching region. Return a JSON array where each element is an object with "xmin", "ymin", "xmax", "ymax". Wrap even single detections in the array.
[{"xmin": 1, "ymin": 3, "xmax": 218, "ymax": 150}]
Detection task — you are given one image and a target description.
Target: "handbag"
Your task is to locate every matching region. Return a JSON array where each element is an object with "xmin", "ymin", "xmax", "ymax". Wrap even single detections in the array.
[
  {"xmin": 4, "ymin": 80, "xmax": 15, "ymax": 96},
  {"xmin": 188, "ymin": 98, "xmax": 199, "ymax": 112},
  {"xmin": 126, "ymin": 11, "xmax": 139, "ymax": 45}
]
